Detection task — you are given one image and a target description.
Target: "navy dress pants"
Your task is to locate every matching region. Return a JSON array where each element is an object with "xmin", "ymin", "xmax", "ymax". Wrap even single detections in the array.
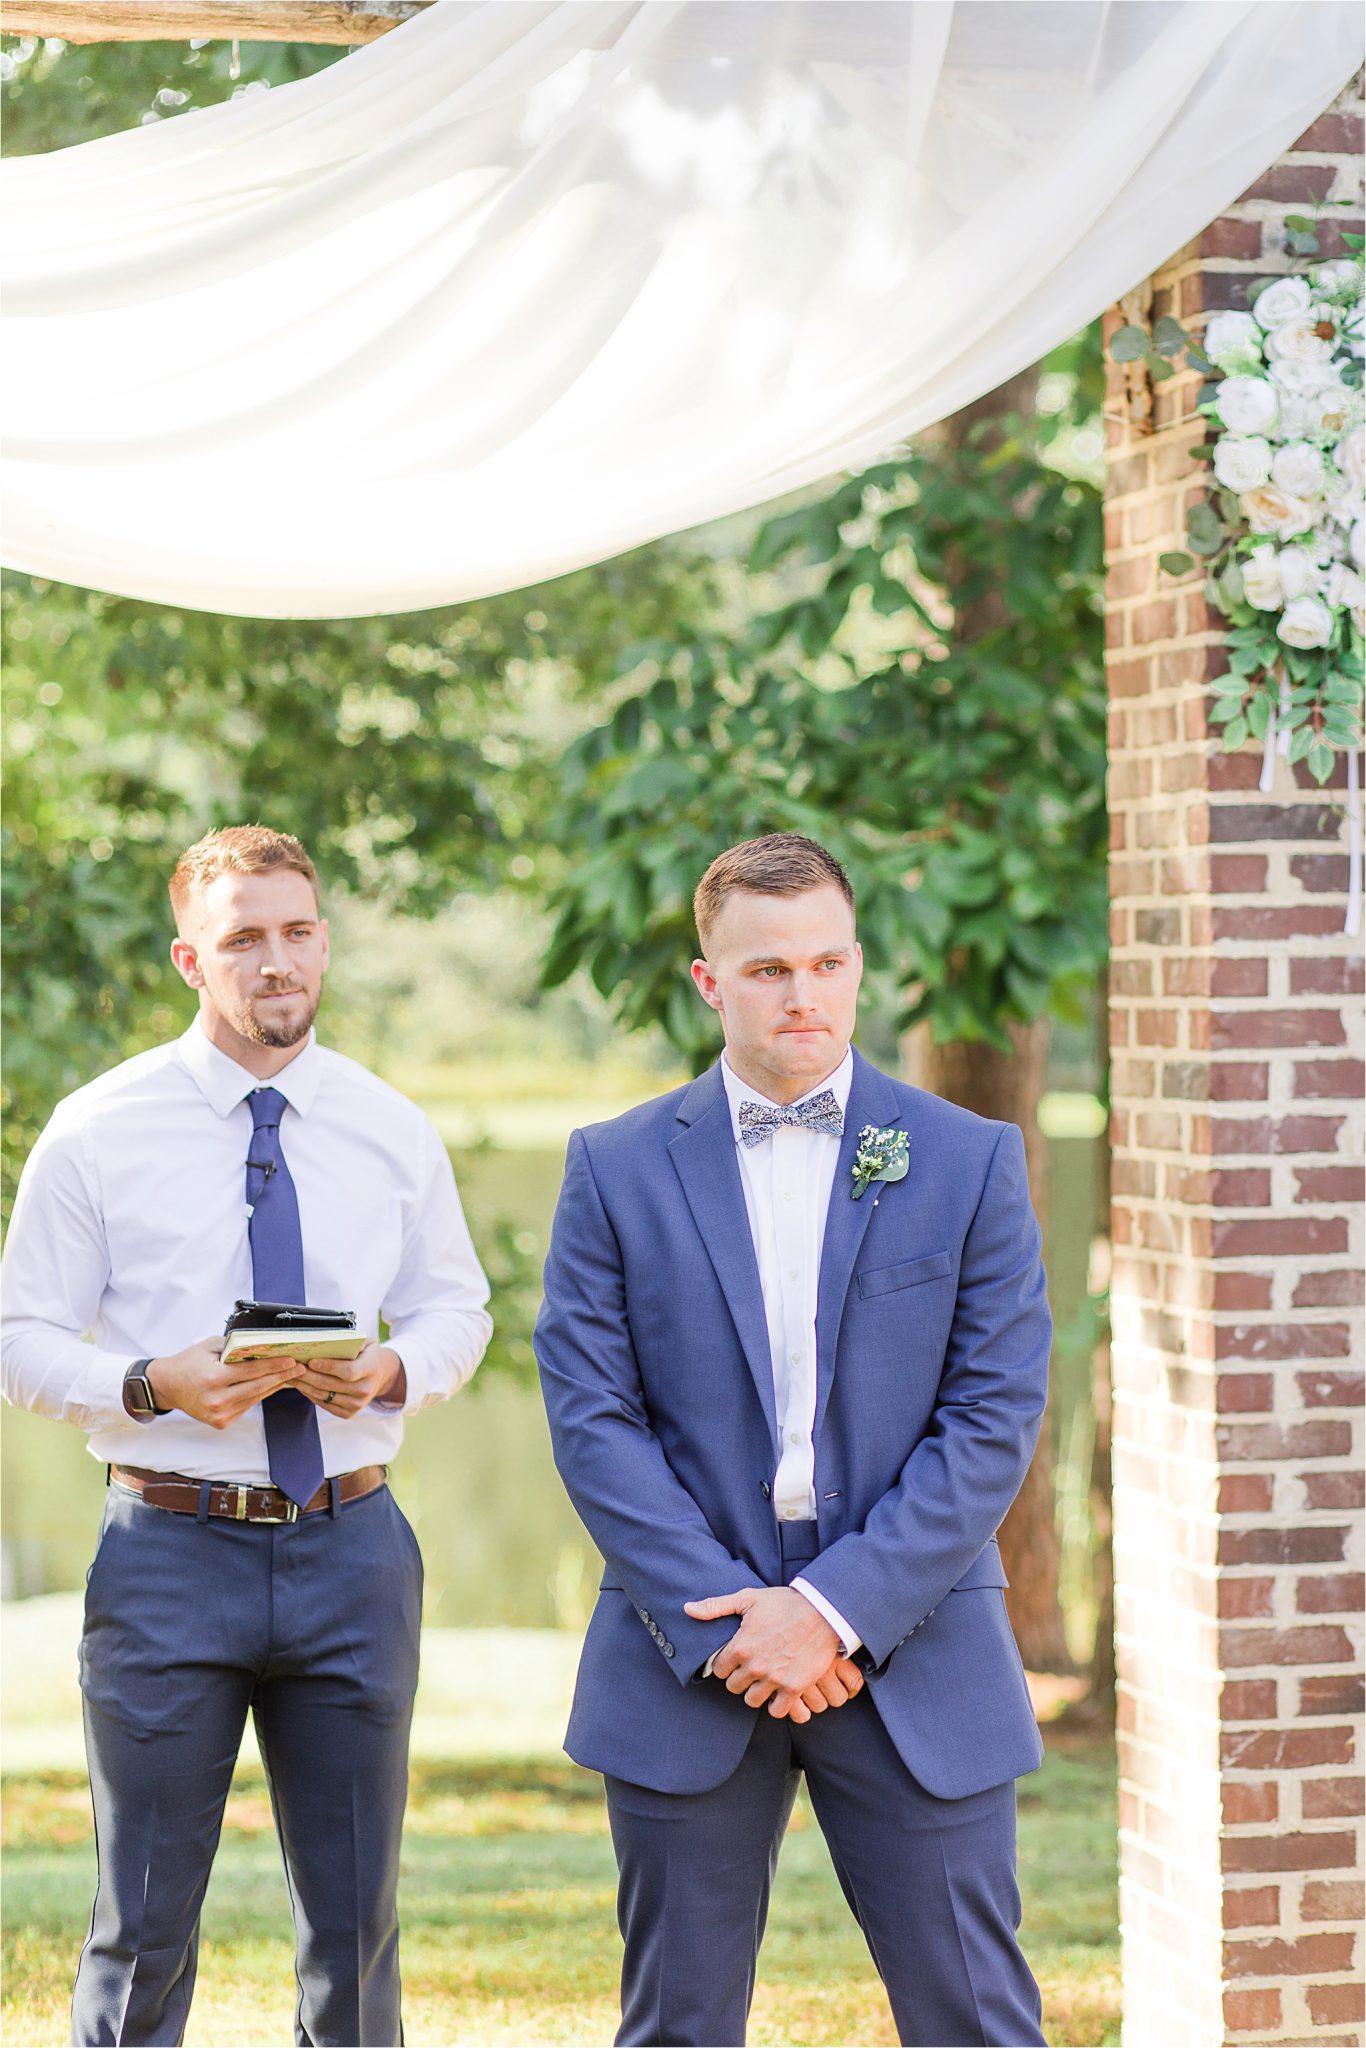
[
  {"xmin": 71, "ymin": 1480, "xmax": 423, "ymax": 2048},
  {"xmin": 604, "ymin": 1525, "xmax": 1045, "ymax": 2048}
]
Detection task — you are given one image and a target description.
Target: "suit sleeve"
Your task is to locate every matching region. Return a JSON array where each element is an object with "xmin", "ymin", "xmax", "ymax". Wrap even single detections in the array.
[
  {"xmin": 534, "ymin": 1128, "xmax": 758, "ymax": 1685},
  {"xmin": 795, "ymin": 1122, "xmax": 1050, "ymax": 1670}
]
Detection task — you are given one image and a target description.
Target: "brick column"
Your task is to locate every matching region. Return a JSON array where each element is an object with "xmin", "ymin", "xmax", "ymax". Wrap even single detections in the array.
[{"xmin": 1103, "ymin": 79, "xmax": 1364, "ymax": 2048}]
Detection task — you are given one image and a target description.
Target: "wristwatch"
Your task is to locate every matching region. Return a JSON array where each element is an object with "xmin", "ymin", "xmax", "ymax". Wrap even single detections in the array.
[{"xmin": 122, "ymin": 1359, "xmax": 167, "ymax": 1421}]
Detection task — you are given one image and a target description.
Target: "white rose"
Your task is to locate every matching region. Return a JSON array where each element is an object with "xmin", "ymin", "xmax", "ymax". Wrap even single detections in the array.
[
  {"xmin": 1240, "ymin": 485, "xmax": 1317, "ymax": 540},
  {"xmin": 1276, "ymin": 597, "xmax": 1335, "ymax": 648},
  {"xmin": 1214, "ymin": 436, "xmax": 1273, "ymax": 491},
  {"xmin": 1270, "ymin": 358, "xmax": 1334, "ymax": 397},
  {"xmin": 1352, "ymin": 518, "xmax": 1365, "ymax": 569},
  {"xmin": 1267, "ymin": 317, "xmax": 1334, "ymax": 365},
  {"xmin": 1275, "ymin": 393, "xmax": 1318, "ymax": 438},
  {"xmin": 1271, "ymin": 441, "xmax": 1326, "ymax": 499},
  {"xmin": 1254, "ymin": 276, "xmax": 1313, "ymax": 329},
  {"xmin": 1335, "ymin": 428, "xmax": 1366, "ymax": 492},
  {"xmin": 1309, "ymin": 383, "xmax": 1358, "ymax": 440},
  {"xmin": 1240, "ymin": 544, "xmax": 1284, "ymax": 610},
  {"xmin": 1214, "ymin": 376, "xmax": 1279, "ymax": 434},
  {"xmin": 1324, "ymin": 563, "xmax": 1366, "ymax": 612},
  {"xmin": 1203, "ymin": 311, "xmax": 1263, "ymax": 366},
  {"xmin": 1315, "ymin": 259, "xmax": 1364, "ymax": 294},
  {"xmin": 1274, "ymin": 545, "xmax": 1322, "ymax": 600}
]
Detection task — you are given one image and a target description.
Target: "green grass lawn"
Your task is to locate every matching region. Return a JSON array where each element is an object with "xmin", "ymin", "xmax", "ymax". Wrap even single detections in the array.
[{"xmin": 2, "ymin": 1722, "xmax": 1118, "ymax": 2047}]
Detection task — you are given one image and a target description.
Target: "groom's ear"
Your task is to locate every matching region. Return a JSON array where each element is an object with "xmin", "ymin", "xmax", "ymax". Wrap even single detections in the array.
[{"xmin": 691, "ymin": 958, "xmax": 723, "ymax": 1013}]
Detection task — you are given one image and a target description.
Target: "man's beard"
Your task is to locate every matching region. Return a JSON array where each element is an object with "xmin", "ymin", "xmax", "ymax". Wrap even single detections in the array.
[{"xmin": 233, "ymin": 988, "xmax": 319, "ymax": 1049}]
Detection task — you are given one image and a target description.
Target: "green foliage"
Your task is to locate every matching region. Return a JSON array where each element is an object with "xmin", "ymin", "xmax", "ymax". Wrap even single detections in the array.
[{"xmin": 543, "ymin": 360, "xmax": 1107, "ymax": 1070}]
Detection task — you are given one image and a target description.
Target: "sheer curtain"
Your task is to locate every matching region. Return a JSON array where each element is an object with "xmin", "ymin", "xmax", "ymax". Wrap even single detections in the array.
[{"xmin": 2, "ymin": 0, "xmax": 1360, "ymax": 617}]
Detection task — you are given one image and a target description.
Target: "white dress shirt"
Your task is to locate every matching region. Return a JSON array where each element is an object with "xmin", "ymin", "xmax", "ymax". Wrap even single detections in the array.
[
  {"xmin": 719, "ymin": 1051, "xmax": 861, "ymax": 1658},
  {"xmin": 1, "ymin": 1021, "xmax": 493, "ymax": 1481}
]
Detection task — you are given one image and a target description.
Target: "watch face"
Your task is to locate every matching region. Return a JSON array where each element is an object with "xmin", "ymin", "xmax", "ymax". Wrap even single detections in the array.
[{"xmin": 125, "ymin": 1372, "xmax": 157, "ymax": 1416}]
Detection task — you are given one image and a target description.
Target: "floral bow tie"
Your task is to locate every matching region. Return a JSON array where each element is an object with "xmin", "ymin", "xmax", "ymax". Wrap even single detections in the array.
[{"xmin": 738, "ymin": 1090, "xmax": 844, "ymax": 1147}]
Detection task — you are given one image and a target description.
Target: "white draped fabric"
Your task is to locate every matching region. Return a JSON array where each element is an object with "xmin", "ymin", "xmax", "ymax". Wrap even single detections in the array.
[{"xmin": 2, "ymin": 1, "xmax": 1360, "ymax": 618}]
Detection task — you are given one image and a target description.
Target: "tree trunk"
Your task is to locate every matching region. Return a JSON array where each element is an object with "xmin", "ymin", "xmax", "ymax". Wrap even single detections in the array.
[
  {"xmin": 901, "ymin": 1017, "xmax": 1075, "ymax": 1674},
  {"xmin": 1086, "ymin": 970, "xmax": 1116, "ymax": 1710},
  {"xmin": 898, "ymin": 364, "xmax": 1075, "ymax": 1676}
]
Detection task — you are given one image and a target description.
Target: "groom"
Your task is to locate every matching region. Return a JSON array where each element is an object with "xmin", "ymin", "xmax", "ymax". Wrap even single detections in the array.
[{"xmin": 535, "ymin": 832, "xmax": 1051, "ymax": 2047}]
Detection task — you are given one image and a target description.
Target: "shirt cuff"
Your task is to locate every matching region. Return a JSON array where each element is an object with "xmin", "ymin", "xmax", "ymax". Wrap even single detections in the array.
[
  {"xmin": 792, "ymin": 1577, "xmax": 863, "ymax": 1657},
  {"xmin": 703, "ymin": 1651, "xmax": 718, "ymax": 1679}
]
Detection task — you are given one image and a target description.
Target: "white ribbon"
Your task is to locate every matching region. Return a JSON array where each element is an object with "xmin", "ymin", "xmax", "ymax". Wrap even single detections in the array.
[{"xmin": 1346, "ymin": 747, "xmax": 1362, "ymax": 940}]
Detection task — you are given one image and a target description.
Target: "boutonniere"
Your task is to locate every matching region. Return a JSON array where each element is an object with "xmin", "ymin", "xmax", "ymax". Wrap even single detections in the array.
[{"xmin": 850, "ymin": 1123, "xmax": 909, "ymax": 1201}]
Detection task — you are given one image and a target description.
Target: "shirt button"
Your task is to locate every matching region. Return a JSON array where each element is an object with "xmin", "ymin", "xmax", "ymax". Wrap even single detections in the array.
[
  {"xmin": 783, "ymin": 1190, "xmax": 794, "ymax": 1202},
  {"xmin": 788, "ymin": 1269, "xmax": 799, "ymax": 1281},
  {"xmin": 788, "ymin": 1430, "xmax": 802, "ymax": 1446},
  {"xmin": 782, "ymin": 1508, "xmax": 801, "ymax": 1521},
  {"xmin": 790, "ymin": 1351, "xmax": 801, "ymax": 1364}
]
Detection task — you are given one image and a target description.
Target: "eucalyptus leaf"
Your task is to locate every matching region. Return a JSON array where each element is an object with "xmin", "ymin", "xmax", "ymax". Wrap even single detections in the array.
[
  {"xmin": 1159, "ymin": 551, "xmax": 1195, "ymax": 577},
  {"xmin": 1109, "ymin": 324, "xmax": 1151, "ymax": 363}
]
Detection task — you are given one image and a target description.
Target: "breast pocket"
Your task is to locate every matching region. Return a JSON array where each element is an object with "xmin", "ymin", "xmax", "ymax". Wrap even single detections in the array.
[{"xmin": 857, "ymin": 1250, "xmax": 953, "ymax": 1300}]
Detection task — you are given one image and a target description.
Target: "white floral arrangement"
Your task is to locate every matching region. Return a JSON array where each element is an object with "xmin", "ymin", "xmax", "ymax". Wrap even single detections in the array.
[{"xmin": 1111, "ymin": 218, "xmax": 1365, "ymax": 785}]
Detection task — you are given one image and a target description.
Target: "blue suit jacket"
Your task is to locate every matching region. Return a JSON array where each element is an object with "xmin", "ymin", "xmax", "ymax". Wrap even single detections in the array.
[{"xmin": 534, "ymin": 1048, "xmax": 1050, "ymax": 1800}]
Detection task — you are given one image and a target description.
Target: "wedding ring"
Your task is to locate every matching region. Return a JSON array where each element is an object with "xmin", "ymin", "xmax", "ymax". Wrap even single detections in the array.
[{"xmin": 324, "ymin": 1391, "xmax": 336, "ymax": 1405}]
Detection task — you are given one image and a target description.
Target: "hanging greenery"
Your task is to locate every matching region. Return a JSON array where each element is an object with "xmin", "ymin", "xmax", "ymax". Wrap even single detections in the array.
[{"xmin": 1109, "ymin": 213, "xmax": 1364, "ymax": 782}]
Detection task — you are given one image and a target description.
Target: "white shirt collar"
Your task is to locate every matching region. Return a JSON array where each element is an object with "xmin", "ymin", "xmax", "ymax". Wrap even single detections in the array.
[
  {"xmin": 720, "ymin": 1046, "xmax": 853, "ymax": 1146},
  {"xmin": 176, "ymin": 1018, "xmax": 323, "ymax": 1121}
]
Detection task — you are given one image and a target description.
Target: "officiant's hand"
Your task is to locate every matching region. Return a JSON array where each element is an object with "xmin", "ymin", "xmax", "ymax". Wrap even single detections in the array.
[
  {"xmin": 295, "ymin": 1342, "xmax": 406, "ymax": 1418},
  {"xmin": 145, "ymin": 1337, "xmax": 304, "ymax": 1428},
  {"xmin": 685, "ymin": 1585, "xmax": 852, "ymax": 1719}
]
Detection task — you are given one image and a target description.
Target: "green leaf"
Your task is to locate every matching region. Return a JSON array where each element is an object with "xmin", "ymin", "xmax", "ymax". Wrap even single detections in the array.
[
  {"xmin": 1208, "ymin": 697, "xmax": 1245, "ymax": 724},
  {"xmin": 1286, "ymin": 726, "xmax": 1316, "ymax": 764},
  {"xmin": 1109, "ymin": 324, "xmax": 1150, "ymax": 363},
  {"xmin": 1223, "ymin": 716, "xmax": 1248, "ymax": 749},
  {"xmin": 1159, "ymin": 551, "xmax": 1195, "ymax": 577},
  {"xmin": 1307, "ymin": 741, "xmax": 1334, "ymax": 783},
  {"xmin": 1151, "ymin": 316, "xmax": 1189, "ymax": 358},
  {"xmin": 1146, "ymin": 354, "xmax": 1176, "ymax": 383}
]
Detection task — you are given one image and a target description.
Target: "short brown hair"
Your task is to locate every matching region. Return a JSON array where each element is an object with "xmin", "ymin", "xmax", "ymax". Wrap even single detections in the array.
[
  {"xmin": 693, "ymin": 833, "xmax": 855, "ymax": 953},
  {"xmin": 169, "ymin": 826, "xmax": 319, "ymax": 926}
]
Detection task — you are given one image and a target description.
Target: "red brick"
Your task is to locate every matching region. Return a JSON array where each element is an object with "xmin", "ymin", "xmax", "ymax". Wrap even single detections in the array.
[
  {"xmin": 1214, "ymin": 1272, "xmax": 1274, "ymax": 1312},
  {"xmin": 1215, "ymin": 1374, "xmax": 1273, "ymax": 1413},
  {"xmin": 1135, "ymin": 1008, "xmax": 1180, "ymax": 1047},
  {"xmin": 1161, "ymin": 1058, "xmax": 1209, "ymax": 1101},
  {"xmin": 1223, "ymin": 1831, "xmax": 1357, "ymax": 1872},
  {"xmin": 1209, "ymin": 1117, "xmax": 1273, "ymax": 1155},
  {"xmin": 1294, "ymin": 1166, "xmax": 1365, "ymax": 1202},
  {"xmin": 1294, "ymin": 1269, "xmax": 1365, "ymax": 1308},
  {"xmin": 1224, "ymin": 1884, "xmax": 1280, "ymax": 1929},
  {"xmin": 1300, "ymin": 1674, "xmax": 1366, "ymax": 1716},
  {"xmin": 1291, "ymin": 853, "xmax": 1351, "ymax": 893},
  {"xmin": 1295, "ymin": 1060, "xmax": 1366, "ymax": 1099},
  {"xmin": 1222, "ymin": 1726, "xmax": 1356, "ymax": 1770},
  {"xmin": 1294, "ymin": 110, "xmax": 1365, "ymax": 151},
  {"xmin": 1224, "ymin": 1987, "xmax": 1281, "ymax": 2033},
  {"xmin": 1291, "ymin": 956, "xmax": 1365, "ymax": 997},
  {"xmin": 1217, "ymin": 1474, "xmax": 1276, "ymax": 1515},
  {"xmin": 1213, "ymin": 1009, "xmax": 1346, "ymax": 1050},
  {"xmin": 1210, "ymin": 957, "xmax": 1268, "ymax": 998},
  {"xmin": 1216, "ymin": 1325, "xmax": 1348, "ymax": 1361},
  {"xmin": 1302, "ymin": 1880, "xmax": 1365, "ymax": 1921},
  {"xmin": 1208, "ymin": 753, "xmax": 1265, "ymax": 792},
  {"xmin": 1222, "ymin": 1778, "xmax": 1278, "ymax": 1822},
  {"xmin": 1210, "ymin": 854, "xmax": 1269, "ymax": 893},
  {"xmin": 1302, "ymin": 1471, "xmax": 1364, "ymax": 1510},
  {"xmin": 1308, "ymin": 1983, "xmax": 1366, "ymax": 2028},
  {"xmin": 1213, "ymin": 907, "xmax": 1347, "ymax": 941},
  {"xmin": 1225, "ymin": 1931, "xmax": 1356, "ymax": 1977},
  {"xmin": 1302, "ymin": 1776, "xmax": 1365, "ymax": 1819},
  {"xmin": 1221, "ymin": 1678, "xmax": 1279, "ymax": 1720},
  {"xmin": 1220, "ymin": 1527, "xmax": 1347, "ymax": 1566},
  {"xmin": 1297, "ymin": 1573, "xmax": 1365, "ymax": 1615},
  {"xmin": 1298, "ymin": 1369, "xmax": 1365, "ymax": 1408},
  {"xmin": 1200, "ymin": 217, "xmax": 1265, "ymax": 260},
  {"xmin": 1209, "ymin": 803, "xmax": 1343, "ymax": 845},
  {"xmin": 1210, "ymin": 1169, "xmax": 1272, "ymax": 1206},
  {"xmin": 1212, "ymin": 1218, "xmax": 1348, "ymax": 1257},
  {"xmin": 1110, "ymin": 958, "xmax": 1152, "ymax": 995},
  {"xmin": 1219, "ymin": 1577, "xmax": 1276, "ymax": 1619},
  {"xmin": 1243, "ymin": 164, "xmax": 1337, "ymax": 203},
  {"xmin": 1274, "ymin": 1115, "xmax": 1348, "ymax": 1153},
  {"xmin": 1221, "ymin": 1623, "xmax": 1354, "ymax": 1666},
  {"xmin": 1224, "ymin": 1985, "xmax": 1281, "ymax": 2033}
]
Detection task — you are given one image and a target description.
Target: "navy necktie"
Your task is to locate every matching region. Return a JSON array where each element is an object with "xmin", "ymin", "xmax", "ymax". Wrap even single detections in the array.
[
  {"xmin": 737, "ymin": 1088, "xmax": 844, "ymax": 1148},
  {"xmin": 246, "ymin": 1087, "xmax": 324, "ymax": 1508}
]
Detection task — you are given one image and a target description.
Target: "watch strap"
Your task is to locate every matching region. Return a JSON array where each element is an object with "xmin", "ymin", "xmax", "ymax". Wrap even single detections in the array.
[{"xmin": 123, "ymin": 1359, "xmax": 165, "ymax": 1420}]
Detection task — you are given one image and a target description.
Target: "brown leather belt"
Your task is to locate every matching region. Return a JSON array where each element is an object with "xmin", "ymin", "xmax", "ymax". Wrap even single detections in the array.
[{"xmin": 110, "ymin": 1463, "xmax": 387, "ymax": 1525}]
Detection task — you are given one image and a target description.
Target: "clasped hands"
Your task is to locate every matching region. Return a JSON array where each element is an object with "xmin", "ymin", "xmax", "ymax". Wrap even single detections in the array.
[
  {"xmin": 684, "ymin": 1586, "xmax": 864, "ymax": 1724},
  {"xmin": 144, "ymin": 1336, "xmax": 405, "ymax": 1429}
]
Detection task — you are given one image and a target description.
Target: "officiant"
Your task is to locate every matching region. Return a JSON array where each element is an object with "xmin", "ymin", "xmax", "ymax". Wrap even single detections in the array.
[{"xmin": 1, "ymin": 824, "xmax": 492, "ymax": 2048}]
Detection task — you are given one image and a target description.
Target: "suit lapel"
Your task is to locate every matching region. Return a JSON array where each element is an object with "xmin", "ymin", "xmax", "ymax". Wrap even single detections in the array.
[
  {"xmin": 814, "ymin": 1049, "xmax": 905, "ymax": 1442},
  {"xmin": 669, "ymin": 1067, "xmax": 779, "ymax": 1453}
]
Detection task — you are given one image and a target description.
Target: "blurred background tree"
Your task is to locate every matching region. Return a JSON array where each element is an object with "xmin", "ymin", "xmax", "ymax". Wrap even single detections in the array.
[{"xmin": 2, "ymin": 29, "xmax": 1112, "ymax": 1688}]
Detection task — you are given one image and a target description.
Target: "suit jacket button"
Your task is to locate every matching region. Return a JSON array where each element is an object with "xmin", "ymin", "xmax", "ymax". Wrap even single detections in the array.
[
  {"xmin": 759, "ymin": 1482, "xmax": 772, "ymax": 1499},
  {"xmin": 638, "ymin": 1609, "xmax": 649, "ymax": 1623},
  {"xmin": 663, "ymin": 1643, "xmax": 674, "ymax": 1657}
]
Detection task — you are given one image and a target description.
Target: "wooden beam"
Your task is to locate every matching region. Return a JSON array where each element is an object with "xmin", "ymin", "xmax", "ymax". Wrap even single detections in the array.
[{"xmin": 0, "ymin": 0, "xmax": 431, "ymax": 42}]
